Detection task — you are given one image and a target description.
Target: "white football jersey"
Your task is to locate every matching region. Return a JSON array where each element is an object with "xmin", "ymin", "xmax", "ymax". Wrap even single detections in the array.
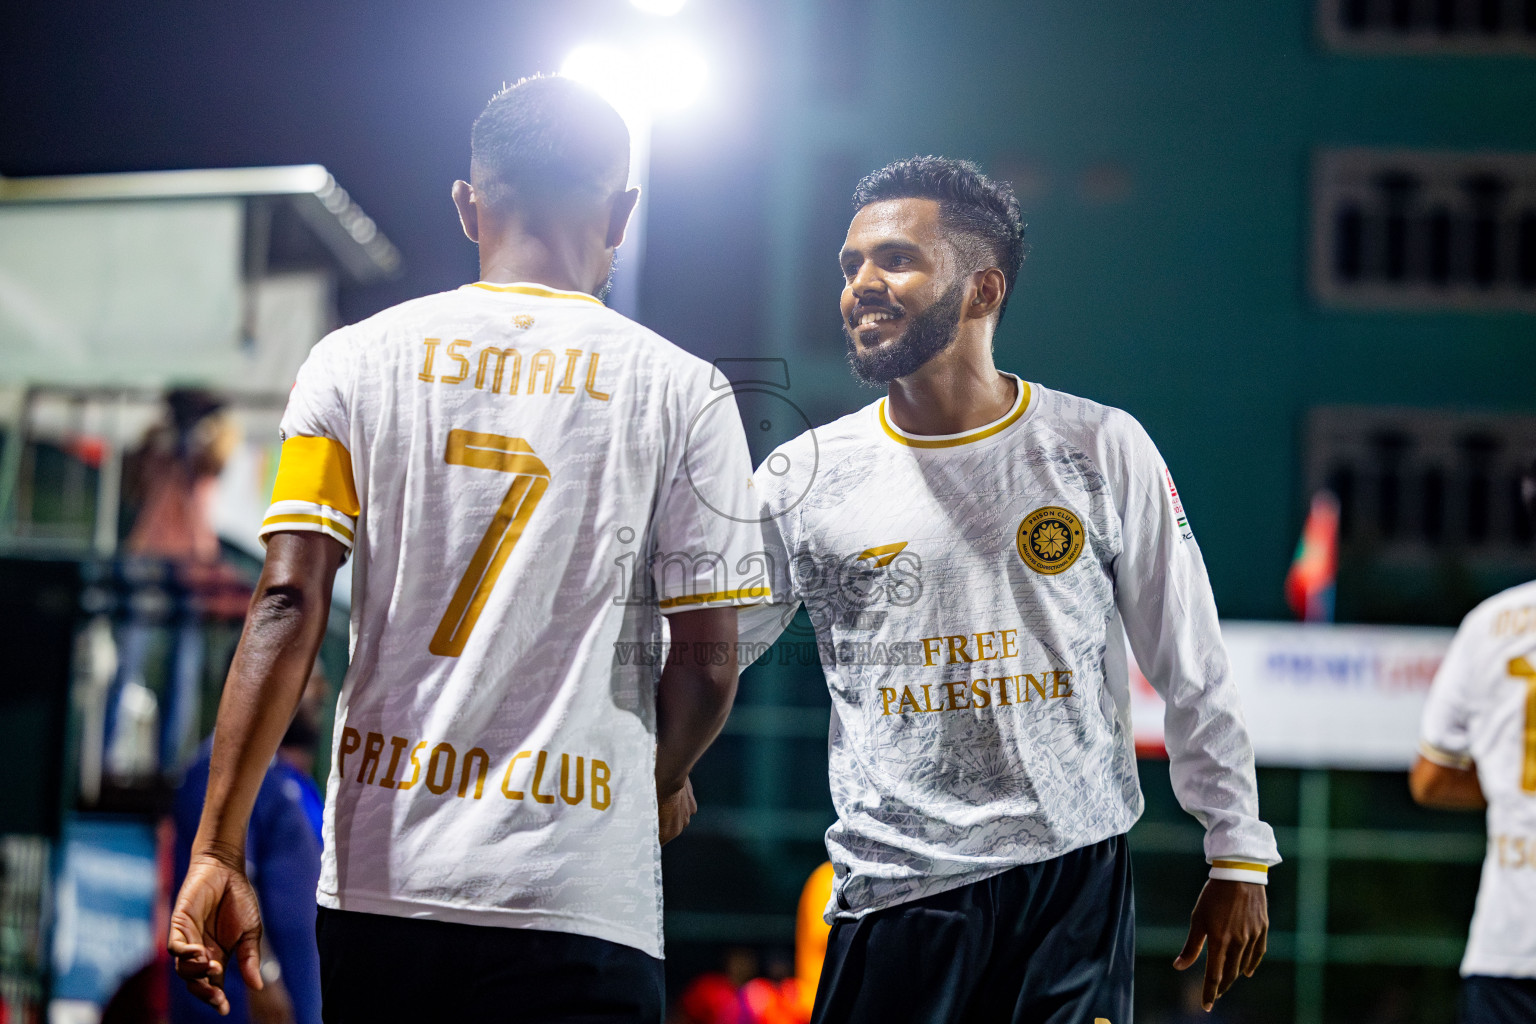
[
  {"xmin": 740, "ymin": 377, "xmax": 1279, "ymax": 919},
  {"xmin": 259, "ymin": 282, "xmax": 765, "ymax": 958},
  {"xmin": 1420, "ymin": 579, "xmax": 1536, "ymax": 978}
]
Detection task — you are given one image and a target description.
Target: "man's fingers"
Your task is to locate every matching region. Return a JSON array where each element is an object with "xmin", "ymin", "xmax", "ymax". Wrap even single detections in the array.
[
  {"xmin": 1243, "ymin": 928, "xmax": 1268, "ymax": 976},
  {"xmin": 178, "ymin": 956, "xmax": 230, "ymax": 1013},
  {"xmin": 1216, "ymin": 940, "xmax": 1244, "ymax": 999},
  {"xmin": 1201, "ymin": 940, "xmax": 1225, "ymax": 1010},
  {"xmin": 168, "ymin": 913, "xmax": 216, "ymax": 966},
  {"xmin": 1234, "ymin": 939, "xmax": 1259, "ymax": 982},
  {"xmin": 1172, "ymin": 925, "xmax": 1206, "ymax": 970},
  {"xmin": 167, "ymin": 942, "xmax": 198, "ymax": 961},
  {"xmin": 658, "ymin": 790, "xmax": 689, "ymax": 846},
  {"xmin": 183, "ymin": 975, "xmax": 229, "ymax": 1014},
  {"xmin": 169, "ymin": 940, "xmax": 209, "ymax": 975},
  {"xmin": 171, "ymin": 941, "xmax": 221, "ymax": 982},
  {"xmin": 235, "ymin": 935, "xmax": 265, "ymax": 992},
  {"xmin": 1201, "ymin": 955, "xmax": 1220, "ymax": 1011},
  {"xmin": 173, "ymin": 953, "xmax": 217, "ymax": 981}
]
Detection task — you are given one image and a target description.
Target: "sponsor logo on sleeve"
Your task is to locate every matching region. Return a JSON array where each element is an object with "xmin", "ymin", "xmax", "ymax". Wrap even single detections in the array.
[{"xmin": 1165, "ymin": 468, "xmax": 1194, "ymax": 542}]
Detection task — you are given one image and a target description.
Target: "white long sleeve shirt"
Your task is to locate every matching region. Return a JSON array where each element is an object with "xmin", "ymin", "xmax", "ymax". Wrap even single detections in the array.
[{"xmin": 739, "ymin": 377, "xmax": 1279, "ymax": 919}]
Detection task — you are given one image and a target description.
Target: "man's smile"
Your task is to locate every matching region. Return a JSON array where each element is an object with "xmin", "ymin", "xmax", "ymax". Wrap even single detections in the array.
[{"xmin": 849, "ymin": 303, "xmax": 905, "ymax": 343}]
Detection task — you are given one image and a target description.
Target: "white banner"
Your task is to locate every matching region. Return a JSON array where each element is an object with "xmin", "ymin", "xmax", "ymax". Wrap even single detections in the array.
[
  {"xmin": 0, "ymin": 199, "xmax": 244, "ymax": 388},
  {"xmin": 1129, "ymin": 621, "xmax": 1455, "ymax": 769}
]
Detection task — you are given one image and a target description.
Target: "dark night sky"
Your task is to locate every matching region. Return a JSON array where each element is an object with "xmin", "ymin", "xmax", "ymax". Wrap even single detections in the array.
[{"xmin": 0, "ymin": 0, "xmax": 774, "ymax": 358}]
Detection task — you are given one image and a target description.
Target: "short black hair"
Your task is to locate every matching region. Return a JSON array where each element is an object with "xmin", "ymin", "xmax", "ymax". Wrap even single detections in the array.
[
  {"xmin": 471, "ymin": 75, "xmax": 629, "ymax": 209},
  {"xmin": 852, "ymin": 156, "xmax": 1026, "ymax": 321}
]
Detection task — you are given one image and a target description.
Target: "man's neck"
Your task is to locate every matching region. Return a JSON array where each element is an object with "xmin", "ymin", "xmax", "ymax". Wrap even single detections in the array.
[
  {"xmin": 885, "ymin": 337, "xmax": 1017, "ymax": 437},
  {"xmin": 475, "ymin": 224, "xmax": 599, "ymax": 295}
]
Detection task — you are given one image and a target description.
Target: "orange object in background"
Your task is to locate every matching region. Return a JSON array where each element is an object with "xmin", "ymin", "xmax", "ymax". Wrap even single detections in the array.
[
  {"xmin": 674, "ymin": 864, "xmax": 834, "ymax": 1024},
  {"xmin": 792, "ymin": 862, "xmax": 835, "ymax": 1021}
]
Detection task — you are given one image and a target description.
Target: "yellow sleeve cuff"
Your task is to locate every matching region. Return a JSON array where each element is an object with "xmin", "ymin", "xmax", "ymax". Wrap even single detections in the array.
[
  {"xmin": 258, "ymin": 501, "xmax": 356, "ymax": 552},
  {"xmin": 1209, "ymin": 860, "xmax": 1270, "ymax": 884},
  {"xmin": 1418, "ymin": 740, "xmax": 1473, "ymax": 770},
  {"xmin": 658, "ymin": 586, "xmax": 773, "ymax": 612}
]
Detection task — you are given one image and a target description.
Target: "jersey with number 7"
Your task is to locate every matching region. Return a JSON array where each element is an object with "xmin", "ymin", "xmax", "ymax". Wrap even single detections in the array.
[
  {"xmin": 258, "ymin": 281, "xmax": 765, "ymax": 959},
  {"xmin": 1420, "ymin": 578, "xmax": 1536, "ymax": 979}
]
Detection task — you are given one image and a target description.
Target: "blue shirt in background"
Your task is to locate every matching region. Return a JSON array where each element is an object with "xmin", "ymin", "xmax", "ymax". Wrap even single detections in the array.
[{"xmin": 171, "ymin": 741, "xmax": 323, "ymax": 1024}]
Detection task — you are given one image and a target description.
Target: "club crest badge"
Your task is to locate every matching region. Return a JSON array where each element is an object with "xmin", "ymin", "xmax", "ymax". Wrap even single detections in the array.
[{"xmin": 1016, "ymin": 506, "xmax": 1085, "ymax": 575}]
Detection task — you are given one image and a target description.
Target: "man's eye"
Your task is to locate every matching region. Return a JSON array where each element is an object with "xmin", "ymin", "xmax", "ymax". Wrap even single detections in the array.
[{"xmin": 886, "ymin": 254, "xmax": 911, "ymax": 268}]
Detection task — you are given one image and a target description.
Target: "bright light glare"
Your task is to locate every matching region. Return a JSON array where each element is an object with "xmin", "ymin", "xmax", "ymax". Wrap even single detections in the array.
[
  {"xmin": 561, "ymin": 44, "xmax": 634, "ymax": 115},
  {"xmin": 561, "ymin": 37, "xmax": 708, "ymax": 117},
  {"xmin": 630, "ymin": 0, "xmax": 688, "ymax": 14},
  {"xmin": 643, "ymin": 38, "xmax": 708, "ymax": 112}
]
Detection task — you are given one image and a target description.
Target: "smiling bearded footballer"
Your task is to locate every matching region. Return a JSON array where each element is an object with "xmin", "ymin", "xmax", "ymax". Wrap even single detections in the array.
[{"xmin": 739, "ymin": 157, "xmax": 1279, "ymax": 1024}]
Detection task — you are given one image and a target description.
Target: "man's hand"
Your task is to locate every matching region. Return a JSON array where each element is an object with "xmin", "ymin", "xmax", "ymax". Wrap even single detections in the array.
[
  {"xmin": 165, "ymin": 531, "xmax": 340, "ymax": 1014},
  {"xmin": 653, "ymin": 607, "xmax": 736, "ymax": 847},
  {"xmin": 1173, "ymin": 879, "xmax": 1268, "ymax": 1011},
  {"xmin": 168, "ymin": 848, "xmax": 265, "ymax": 1015},
  {"xmin": 658, "ymin": 777, "xmax": 697, "ymax": 845}
]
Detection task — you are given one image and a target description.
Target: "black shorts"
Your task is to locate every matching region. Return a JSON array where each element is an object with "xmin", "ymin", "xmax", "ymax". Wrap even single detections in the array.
[
  {"xmin": 315, "ymin": 906, "xmax": 664, "ymax": 1023},
  {"xmin": 1459, "ymin": 975, "xmax": 1536, "ymax": 1024},
  {"xmin": 811, "ymin": 834, "xmax": 1134, "ymax": 1024}
]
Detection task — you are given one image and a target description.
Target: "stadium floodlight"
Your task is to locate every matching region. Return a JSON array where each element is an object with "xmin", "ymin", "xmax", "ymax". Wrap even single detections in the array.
[
  {"xmin": 560, "ymin": 43, "xmax": 640, "ymax": 121},
  {"xmin": 559, "ymin": 36, "xmax": 708, "ymax": 119},
  {"xmin": 559, "ymin": 36, "xmax": 708, "ymax": 317},
  {"xmin": 630, "ymin": 0, "xmax": 688, "ymax": 15},
  {"xmin": 640, "ymin": 36, "xmax": 708, "ymax": 112}
]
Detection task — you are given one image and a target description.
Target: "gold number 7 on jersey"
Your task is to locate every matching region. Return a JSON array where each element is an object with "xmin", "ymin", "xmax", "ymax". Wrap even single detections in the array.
[
  {"xmin": 430, "ymin": 429, "xmax": 550, "ymax": 657},
  {"xmin": 1514, "ymin": 656, "xmax": 1536, "ymax": 794}
]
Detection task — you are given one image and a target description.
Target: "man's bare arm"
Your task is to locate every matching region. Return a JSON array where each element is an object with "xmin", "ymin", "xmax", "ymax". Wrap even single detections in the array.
[
  {"xmin": 654, "ymin": 608, "xmax": 739, "ymax": 844},
  {"xmin": 1409, "ymin": 754, "xmax": 1486, "ymax": 810},
  {"xmin": 168, "ymin": 531, "xmax": 343, "ymax": 1013}
]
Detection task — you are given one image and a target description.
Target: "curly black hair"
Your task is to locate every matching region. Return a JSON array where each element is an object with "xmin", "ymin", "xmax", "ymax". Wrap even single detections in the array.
[
  {"xmin": 852, "ymin": 156, "xmax": 1026, "ymax": 322},
  {"xmin": 471, "ymin": 75, "xmax": 629, "ymax": 209}
]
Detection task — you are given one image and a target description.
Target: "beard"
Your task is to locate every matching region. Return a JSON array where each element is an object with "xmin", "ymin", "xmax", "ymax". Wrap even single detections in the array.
[
  {"xmin": 843, "ymin": 278, "xmax": 966, "ymax": 386},
  {"xmin": 596, "ymin": 251, "xmax": 619, "ymax": 304}
]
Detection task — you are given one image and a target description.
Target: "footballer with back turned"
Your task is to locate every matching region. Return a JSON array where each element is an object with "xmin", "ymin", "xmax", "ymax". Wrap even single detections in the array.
[
  {"xmin": 740, "ymin": 157, "xmax": 1279, "ymax": 1023},
  {"xmin": 1410, "ymin": 457, "xmax": 1536, "ymax": 1024},
  {"xmin": 167, "ymin": 77, "xmax": 765, "ymax": 1023}
]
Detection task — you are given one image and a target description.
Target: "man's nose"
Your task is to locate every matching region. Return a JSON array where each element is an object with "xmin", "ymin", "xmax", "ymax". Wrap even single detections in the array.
[{"xmin": 848, "ymin": 261, "xmax": 886, "ymax": 298}]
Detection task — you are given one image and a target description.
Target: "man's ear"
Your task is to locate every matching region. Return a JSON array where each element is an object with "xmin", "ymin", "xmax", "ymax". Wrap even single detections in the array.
[
  {"xmin": 451, "ymin": 180, "xmax": 480, "ymax": 243},
  {"xmin": 965, "ymin": 267, "xmax": 1007, "ymax": 321},
  {"xmin": 605, "ymin": 187, "xmax": 642, "ymax": 250}
]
